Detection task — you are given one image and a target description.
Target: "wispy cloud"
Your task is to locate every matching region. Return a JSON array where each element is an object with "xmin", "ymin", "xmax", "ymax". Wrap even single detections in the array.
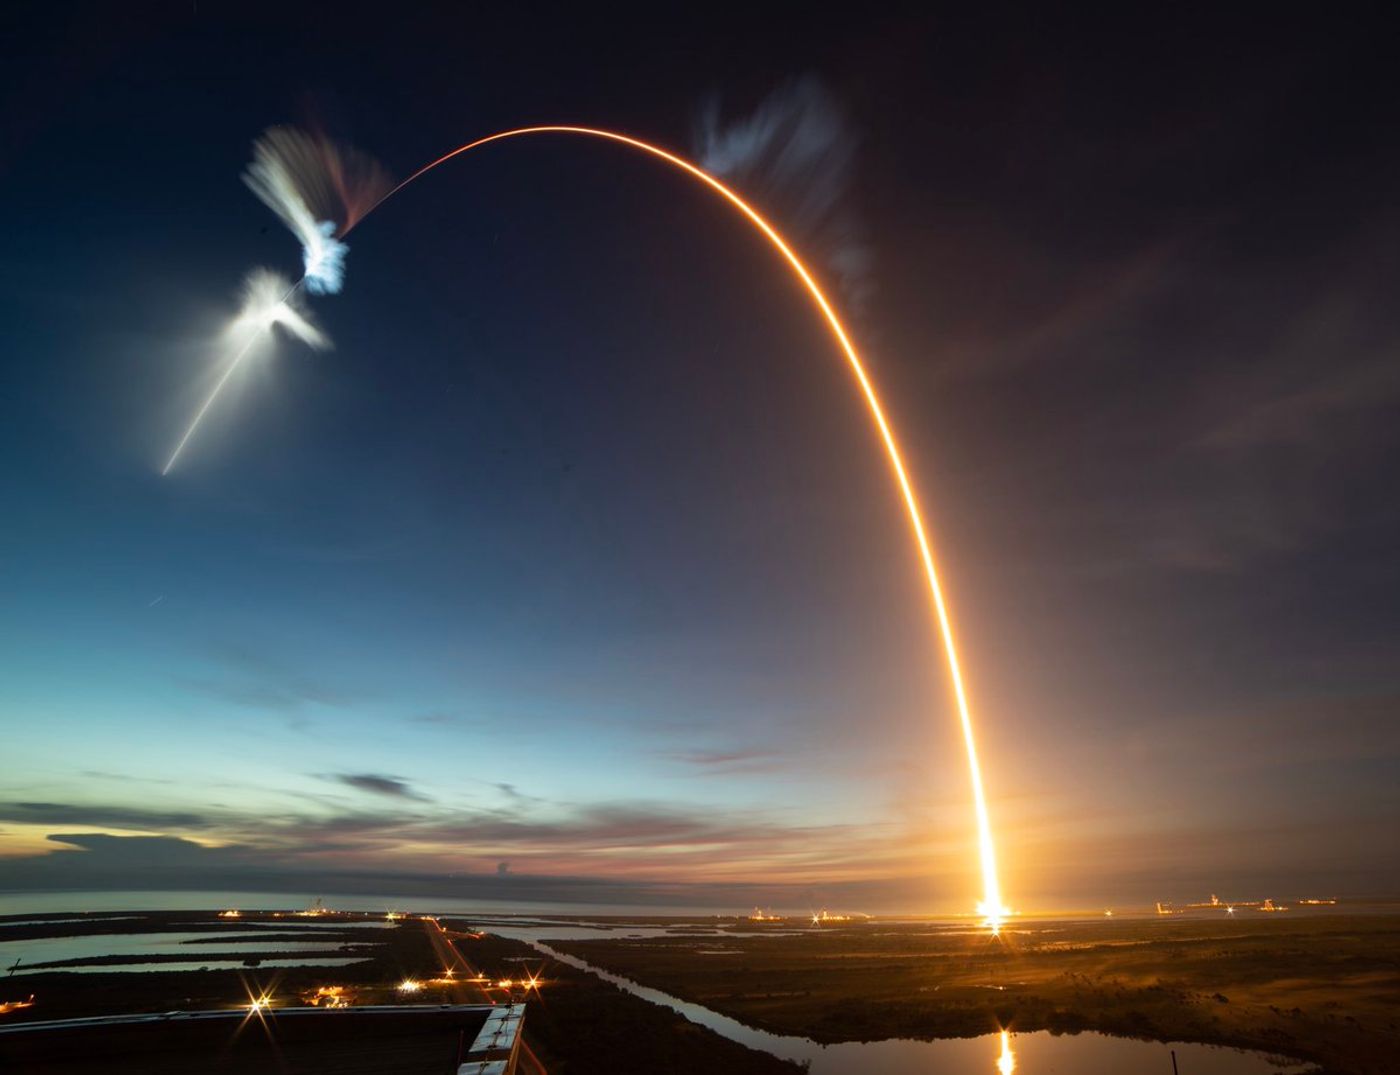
[
  {"xmin": 930, "ymin": 238, "xmax": 1183, "ymax": 384},
  {"xmin": 663, "ymin": 747, "xmax": 781, "ymax": 775},
  {"xmin": 0, "ymin": 801, "xmax": 214, "ymax": 830},
  {"xmin": 697, "ymin": 77, "xmax": 872, "ymax": 312},
  {"xmin": 1194, "ymin": 358, "xmax": 1400, "ymax": 451},
  {"xmin": 178, "ymin": 643, "xmax": 369, "ymax": 725}
]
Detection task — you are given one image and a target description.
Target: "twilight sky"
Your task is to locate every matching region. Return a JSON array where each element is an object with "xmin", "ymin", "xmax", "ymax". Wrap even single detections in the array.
[{"xmin": 1, "ymin": 7, "xmax": 1397, "ymax": 912}]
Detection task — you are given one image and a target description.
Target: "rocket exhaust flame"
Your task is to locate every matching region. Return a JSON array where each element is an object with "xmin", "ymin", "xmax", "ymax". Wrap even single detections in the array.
[{"xmin": 166, "ymin": 125, "xmax": 1008, "ymax": 927}]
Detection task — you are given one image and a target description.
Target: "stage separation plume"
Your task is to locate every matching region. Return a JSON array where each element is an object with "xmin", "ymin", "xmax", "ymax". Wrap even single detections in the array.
[
  {"xmin": 162, "ymin": 128, "xmax": 390, "ymax": 474},
  {"xmin": 231, "ymin": 268, "xmax": 330, "ymax": 348},
  {"xmin": 243, "ymin": 126, "xmax": 393, "ymax": 294},
  {"xmin": 164, "ymin": 124, "xmax": 1008, "ymax": 930}
]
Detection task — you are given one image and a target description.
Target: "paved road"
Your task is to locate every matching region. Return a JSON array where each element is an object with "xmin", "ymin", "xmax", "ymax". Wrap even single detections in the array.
[{"xmin": 420, "ymin": 918, "xmax": 546, "ymax": 1075}]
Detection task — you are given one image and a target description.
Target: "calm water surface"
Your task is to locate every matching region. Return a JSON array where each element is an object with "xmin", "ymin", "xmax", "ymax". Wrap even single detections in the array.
[{"xmin": 0, "ymin": 931, "xmax": 374, "ymax": 967}]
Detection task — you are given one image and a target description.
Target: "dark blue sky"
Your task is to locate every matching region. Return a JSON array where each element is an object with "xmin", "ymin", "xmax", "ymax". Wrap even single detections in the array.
[{"xmin": 2, "ymin": 6, "xmax": 1397, "ymax": 911}]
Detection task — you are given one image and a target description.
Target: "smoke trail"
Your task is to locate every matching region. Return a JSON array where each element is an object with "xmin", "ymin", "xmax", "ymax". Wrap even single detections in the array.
[
  {"xmin": 696, "ymin": 79, "xmax": 873, "ymax": 312},
  {"xmin": 242, "ymin": 127, "xmax": 392, "ymax": 294},
  {"xmin": 164, "ymin": 128, "xmax": 387, "ymax": 473},
  {"xmin": 161, "ymin": 270, "xmax": 327, "ymax": 475}
]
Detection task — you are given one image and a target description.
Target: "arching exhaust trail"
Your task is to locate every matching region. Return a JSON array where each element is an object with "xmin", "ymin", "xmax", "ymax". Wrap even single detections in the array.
[
  {"xmin": 167, "ymin": 126, "xmax": 1008, "ymax": 927},
  {"xmin": 366, "ymin": 127, "xmax": 1006, "ymax": 928}
]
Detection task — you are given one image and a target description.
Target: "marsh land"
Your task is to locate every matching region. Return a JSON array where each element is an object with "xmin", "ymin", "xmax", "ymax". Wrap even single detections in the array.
[
  {"xmin": 524, "ymin": 912, "xmax": 1399, "ymax": 1075},
  {"xmin": 5, "ymin": 907, "xmax": 1398, "ymax": 1074}
]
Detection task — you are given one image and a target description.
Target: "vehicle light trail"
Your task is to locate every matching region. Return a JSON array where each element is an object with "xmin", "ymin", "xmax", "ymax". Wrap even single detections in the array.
[{"xmin": 167, "ymin": 124, "xmax": 1008, "ymax": 927}]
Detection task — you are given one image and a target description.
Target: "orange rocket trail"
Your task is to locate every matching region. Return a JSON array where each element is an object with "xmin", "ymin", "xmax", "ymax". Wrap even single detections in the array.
[{"xmin": 362, "ymin": 126, "xmax": 1007, "ymax": 927}]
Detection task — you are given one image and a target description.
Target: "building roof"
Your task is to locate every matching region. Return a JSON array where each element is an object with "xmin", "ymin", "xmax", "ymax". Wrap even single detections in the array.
[{"xmin": 0, "ymin": 1003, "xmax": 525, "ymax": 1074}]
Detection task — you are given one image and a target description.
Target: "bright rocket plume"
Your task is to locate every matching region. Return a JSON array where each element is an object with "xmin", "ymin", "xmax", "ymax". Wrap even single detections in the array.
[
  {"xmin": 243, "ymin": 126, "xmax": 391, "ymax": 293},
  {"xmin": 231, "ymin": 268, "xmax": 329, "ymax": 348},
  {"xmin": 162, "ymin": 128, "xmax": 389, "ymax": 474},
  {"xmin": 165, "ymin": 124, "xmax": 1008, "ymax": 928},
  {"xmin": 161, "ymin": 270, "xmax": 328, "ymax": 475}
]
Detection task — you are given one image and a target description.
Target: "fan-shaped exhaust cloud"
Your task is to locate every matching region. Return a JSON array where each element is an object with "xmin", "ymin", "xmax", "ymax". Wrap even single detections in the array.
[
  {"xmin": 229, "ymin": 268, "xmax": 330, "ymax": 349},
  {"xmin": 697, "ymin": 78, "xmax": 872, "ymax": 311},
  {"xmin": 242, "ymin": 126, "xmax": 392, "ymax": 294}
]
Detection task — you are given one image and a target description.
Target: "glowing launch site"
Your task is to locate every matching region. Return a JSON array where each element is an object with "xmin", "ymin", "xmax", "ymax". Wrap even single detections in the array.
[{"xmin": 3, "ymin": 8, "xmax": 1398, "ymax": 1075}]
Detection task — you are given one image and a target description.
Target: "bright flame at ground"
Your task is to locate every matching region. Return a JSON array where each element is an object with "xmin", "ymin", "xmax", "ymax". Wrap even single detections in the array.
[
  {"xmin": 997, "ymin": 1030, "xmax": 1016, "ymax": 1074},
  {"xmin": 361, "ymin": 126, "xmax": 1008, "ymax": 925}
]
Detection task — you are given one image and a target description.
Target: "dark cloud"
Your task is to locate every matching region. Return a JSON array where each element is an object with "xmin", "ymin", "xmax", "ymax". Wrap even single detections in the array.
[
  {"xmin": 328, "ymin": 773, "xmax": 429, "ymax": 801},
  {"xmin": 0, "ymin": 801, "xmax": 212, "ymax": 830},
  {"xmin": 491, "ymin": 783, "xmax": 547, "ymax": 806},
  {"xmin": 0, "ymin": 794, "xmax": 849, "ymax": 876}
]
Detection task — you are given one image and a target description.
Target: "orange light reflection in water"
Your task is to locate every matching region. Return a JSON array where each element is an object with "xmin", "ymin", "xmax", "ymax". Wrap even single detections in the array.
[{"xmin": 997, "ymin": 1029, "xmax": 1016, "ymax": 1074}]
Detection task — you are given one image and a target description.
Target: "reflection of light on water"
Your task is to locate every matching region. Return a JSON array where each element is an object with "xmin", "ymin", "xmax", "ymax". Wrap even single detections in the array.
[{"xmin": 996, "ymin": 1030, "xmax": 1015, "ymax": 1074}]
